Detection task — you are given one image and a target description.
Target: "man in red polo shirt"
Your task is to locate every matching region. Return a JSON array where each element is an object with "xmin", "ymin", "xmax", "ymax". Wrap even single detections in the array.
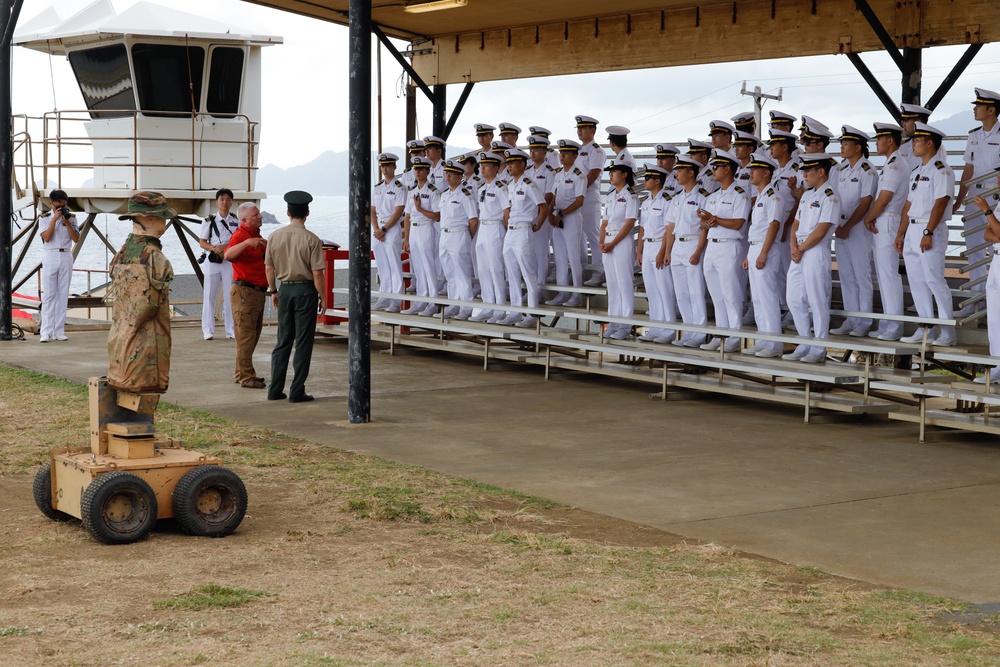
[{"xmin": 224, "ymin": 202, "xmax": 268, "ymax": 388}]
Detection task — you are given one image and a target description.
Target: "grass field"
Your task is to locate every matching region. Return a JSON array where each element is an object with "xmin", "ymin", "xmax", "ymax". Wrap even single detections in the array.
[{"xmin": 2, "ymin": 363, "xmax": 999, "ymax": 666}]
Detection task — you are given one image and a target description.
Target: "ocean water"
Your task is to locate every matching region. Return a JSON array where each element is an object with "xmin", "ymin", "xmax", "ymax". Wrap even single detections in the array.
[{"xmin": 12, "ymin": 196, "xmax": 351, "ymax": 298}]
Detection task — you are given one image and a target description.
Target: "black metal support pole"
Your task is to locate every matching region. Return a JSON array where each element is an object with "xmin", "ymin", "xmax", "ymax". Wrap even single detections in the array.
[
  {"xmin": 926, "ymin": 44, "xmax": 983, "ymax": 111},
  {"xmin": 432, "ymin": 84, "xmax": 446, "ymax": 138},
  {"xmin": 854, "ymin": 0, "xmax": 905, "ymax": 70},
  {"xmin": 348, "ymin": 0, "xmax": 371, "ymax": 423},
  {"xmin": 405, "ymin": 82, "xmax": 416, "ymax": 168},
  {"xmin": 0, "ymin": 0, "xmax": 24, "ymax": 341},
  {"xmin": 442, "ymin": 81, "xmax": 475, "ymax": 142},
  {"xmin": 373, "ymin": 25, "xmax": 434, "ymax": 102},
  {"xmin": 845, "ymin": 52, "xmax": 902, "ymax": 122},
  {"xmin": 900, "ymin": 47, "xmax": 922, "ymax": 105}
]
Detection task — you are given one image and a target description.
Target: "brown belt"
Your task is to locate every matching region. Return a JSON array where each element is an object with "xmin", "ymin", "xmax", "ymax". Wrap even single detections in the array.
[{"xmin": 234, "ymin": 280, "xmax": 267, "ymax": 293}]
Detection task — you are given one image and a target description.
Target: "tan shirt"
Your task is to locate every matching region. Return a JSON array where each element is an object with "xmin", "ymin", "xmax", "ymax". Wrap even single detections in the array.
[{"xmin": 264, "ymin": 222, "xmax": 325, "ymax": 282}]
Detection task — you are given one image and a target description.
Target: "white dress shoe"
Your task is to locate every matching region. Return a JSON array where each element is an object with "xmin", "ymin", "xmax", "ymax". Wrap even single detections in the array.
[
  {"xmin": 670, "ymin": 338, "xmax": 686, "ymax": 347},
  {"xmin": 384, "ymin": 303, "xmax": 401, "ymax": 313},
  {"xmin": 400, "ymin": 305, "xmax": 422, "ymax": 315},
  {"xmin": 203, "ymin": 334, "xmax": 214, "ymax": 340},
  {"xmin": 700, "ymin": 338, "xmax": 721, "ymax": 351},
  {"xmin": 801, "ymin": 351, "xmax": 827, "ymax": 363},
  {"xmin": 849, "ymin": 326, "xmax": 870, "ymax": 337},
  {"xmin": 742, "ymin": 343, "xmax": 765, "ymax": 356},
  {"xmin": 755, "ymin": 347, "xmax": 783, "ymax": 358},
  {"xmin": 453, "ymin": 311, "xmax": 472, "ymax": 321},
  {"xmin": 39, "ymin": 336, "xmax": 50, "ymax": 343},
  {"xmin": 932, "ymin": 336, "xmax": 957, "ymax": 347},
  {"xmin": 564, "ymin": 296, "xmax": 584, "ymax": 308},
  {"xmin": 55, "ymin": 334, "xmax": 69, "ymax": 341},
  {"xmin": 830, "ymin": 323, "xmax": 854, "ymax": 335},
  {"xmin": 782, "ymin": 345, "xmax": 809, "ymax": 361},
  {"xmin": 723, "ymin": 339, "xmax": 742, "ymax": 353},
  {"xmin": 487, "ymin": 313, "xmax": 507, "ymax": 324},
  {"xmin": 419, "ymin": 305, "xmax": 439, "ymax": 317},
  {"xmin": 443, "ymin": 305, "xmax": 460, "ymax": 318},
  {"xmin": 653, "ymin": 335, "xmax": 674, "ymax": 344},
  {"xmin": 868, "ymin": 329, "xmax": 883, "ymax": 338},
  {"xmin": 499, "ymin": 313, "xmax": 523, "ymax": 325},
  {"xmin": 515, "ymin": 315, "xmax": 537, "ymax": 328},
  {"xmin": 877, "ymin": 332, "xmax": 902, "ymax": 341},
  {"xmin": 584, "ymin": 272, "xmax": 605, "ymax": 287},
  {"xmin": 609, "ymin": 329, "xmax": 629, "ymax": 340},
  {"xmin": 899, "ymin": 329, "xmax": 928, "ymax": 344},
  {"xmin": 637, "ymin": 334, "xmax": 657, "ymax": 342},
  {"xmin": 470, "ymin": 310, "xmax": 492, "ymax": 322},
  {"xmin": 545, "ymin": 293, "xmax": 568, "ymax": 306}
]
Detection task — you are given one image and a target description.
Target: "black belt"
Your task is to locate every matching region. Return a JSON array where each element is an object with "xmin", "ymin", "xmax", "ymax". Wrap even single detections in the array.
[
  {"xmin": 235, "ymin": 280, "xmax": 267, "ymax": 292},
  {"xmin": 282, "ymin": 280, "xmax": 310, "ymax": 284}
]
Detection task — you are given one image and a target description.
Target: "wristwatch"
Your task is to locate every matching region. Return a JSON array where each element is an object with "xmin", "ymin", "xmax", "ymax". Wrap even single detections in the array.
[
  {"xmin": 922, "ymin": 228, "xmax": 932, "ymax": 237},
  {"xmin": 986, "ymin": 209, "xmax": 995, "ymax": 217},
  {"xmin": 266, "ymin": 287, "xmax": 277, "ymax": 295}
]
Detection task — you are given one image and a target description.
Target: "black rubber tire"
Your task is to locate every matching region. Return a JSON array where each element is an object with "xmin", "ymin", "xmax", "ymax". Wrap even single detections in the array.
[
  {"xmin": 172, "ymin": 465, "xmax": 247, "ymax": 538},
  {"xmin": 80, "ymin": 471, "xmax": 158, "ymax": 545},
  {"xmin": 32, "ymin": 463, "xmax": 72, "ymax": 522}
]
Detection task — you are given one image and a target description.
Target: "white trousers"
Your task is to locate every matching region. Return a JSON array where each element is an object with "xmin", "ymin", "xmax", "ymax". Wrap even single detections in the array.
[
  {"xmin": 40, "ymin": 250, "xmax": 73, "ymax": 339},
  {"xmin": 670, "ymin": 239, "xmax": 708, "ymax": 328},
  {"xmin": 703, "ymin": 241, "xmax": 743, "ymax": 332},
  {"xmin": 786, "ymin": 243, "xmax": 831, "ymax": 355},
  {"xmin": 373, "ymin": 223, "xmax": 404, "ymax": 304},
  {"xmin": 871, "ymin": 211, "xmax": 904, "ymax": 338},
  {"xmin": 532, "ymin": 221, "xmax": 552, "ymax": 285},
  {"xmin": 475, "ymin": 223, "xmax": 507, "ymax": 306},
  {"xmin": 641, "ymin": 239, "xmax": 675, "ymax": 337},
  {"xmin": 439, "ymin": 228, "xmax": 474, "ymax": 313},
  {"xmin": 503, "ymin": 227, "xmax": 538, "ymax": 307},
  {"xmin": 902, "ymin": 221, "xmax": 954, "ymax": 338},
  {"xmin": 581, "ymin": 190, "xmax": 603, "ymax": 269},
  {"xmin": 747, "ymin": 243, "xmax": 783, "ymax": 351},
  {"xmin": 604, "ymin": 232, "xmax": 635, "ymax": 320},
  {"xmin": 409, "ymin": 223, "xmax": 439, "ymax": 305},
  {"xmin": 552, "ymin": 212, "xmax": 583, "ymax": 287},
  {"xmin": 988, "ymin": 252, "xmax": 1000, "ymax": 357},
  {"xmin": 201, "ymin": 260, "xmax": 235, "ymax": 337},
  {"xmin": 776, "ymin": 236, "xmax": 791, "ymax": 308},
  {"xmin": 964, "ymin": 198, "xmax": 988, "ymax": 292},
  {"xmin": 834, "ymin": 224, "xmax": 873, "ymax": 330}
]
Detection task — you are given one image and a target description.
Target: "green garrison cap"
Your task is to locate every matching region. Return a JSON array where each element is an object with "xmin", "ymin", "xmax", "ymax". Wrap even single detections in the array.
[
  {"xmin": 284, "ymin": 190, "xmax": 314, "ymax": 206},
  {"xmin": 118, "ymin": 191, "xmax": 177, "ymax": 220}
]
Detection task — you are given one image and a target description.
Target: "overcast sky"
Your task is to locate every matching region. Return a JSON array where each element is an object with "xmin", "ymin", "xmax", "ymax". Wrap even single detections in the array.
[{"xmin": 14, "ymin": 0, "xmax": 1000, "ymax": 170}]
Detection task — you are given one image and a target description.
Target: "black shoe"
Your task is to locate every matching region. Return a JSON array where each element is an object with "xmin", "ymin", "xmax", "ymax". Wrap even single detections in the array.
[
  {"xmin": 267, "ymin": 392, "xmax": 287, "ymax": 401},
  {"xmin": 288, "ymin": 394, "xmax": 314, "ymax": 403}
]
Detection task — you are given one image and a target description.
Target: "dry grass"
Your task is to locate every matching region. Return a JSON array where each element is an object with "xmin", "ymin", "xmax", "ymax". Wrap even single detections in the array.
[{"xmin": 2, "ymin": 363, "xmax": 1000, "ymax": 666}]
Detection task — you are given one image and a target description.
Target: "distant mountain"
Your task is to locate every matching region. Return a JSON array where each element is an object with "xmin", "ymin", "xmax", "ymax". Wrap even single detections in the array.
[{"xmin": 256, "ymin": 145, "xmax": 476, "ymax": 196}]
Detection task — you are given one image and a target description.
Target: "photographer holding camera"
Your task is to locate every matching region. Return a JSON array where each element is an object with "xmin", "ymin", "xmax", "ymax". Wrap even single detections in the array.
[
  {"xmin": 198, "ymin": 188, "xmax": 239, "ymax": 340},
  {"xmin": 38, "ymin": 188, "xmax": 80, "ymax": 343}
]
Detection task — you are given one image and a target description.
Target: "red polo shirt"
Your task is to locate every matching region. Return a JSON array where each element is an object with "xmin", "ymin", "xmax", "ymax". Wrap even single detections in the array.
[{"xmin": 227, "ymin": 223, "xmax": 267, "ymax": 287}]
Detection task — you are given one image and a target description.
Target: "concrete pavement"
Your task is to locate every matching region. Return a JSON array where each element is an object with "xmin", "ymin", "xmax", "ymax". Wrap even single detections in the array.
[{"xmin": 3, "ymin": 324, "xmax": 1000, "ymax": 602}]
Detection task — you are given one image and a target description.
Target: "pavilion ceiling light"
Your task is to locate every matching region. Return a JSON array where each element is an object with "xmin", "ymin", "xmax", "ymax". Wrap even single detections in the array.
[{"xmin": 403, "ymin": 0, "xmax": 468, "ymax": 13}]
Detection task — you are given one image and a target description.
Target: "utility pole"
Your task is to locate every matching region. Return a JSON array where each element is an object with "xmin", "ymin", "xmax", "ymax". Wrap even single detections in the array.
[
  {"xmin": 0, "ymin": 0, "xmax": 25, "ymax": 342},
  {"xmin": 740, "ymin": 81, "xmax": 783, "ymax": 140}
]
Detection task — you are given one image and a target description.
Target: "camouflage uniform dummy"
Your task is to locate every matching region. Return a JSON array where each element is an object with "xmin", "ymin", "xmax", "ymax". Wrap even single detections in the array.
[{"xmin": 107, "ymin": 192, "xmax": 177, "ymax": 393}]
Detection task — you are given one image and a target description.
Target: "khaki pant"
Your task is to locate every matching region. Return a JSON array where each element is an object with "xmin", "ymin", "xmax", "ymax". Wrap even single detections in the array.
[{"xmin": 232, "ymin": 283, "xmax": 265, "ymax": 384}]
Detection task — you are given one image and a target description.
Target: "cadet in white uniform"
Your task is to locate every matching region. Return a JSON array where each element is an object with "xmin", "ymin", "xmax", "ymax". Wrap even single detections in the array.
[
  {"xmin": 768, "ymin": 130, "xmax": 801, "ymax": 320},
  {"xmin": 38, "ymin": 189, "xmax": 79, "ymax": 343},
  {"xmin": 863, "ymin": 123, "xmax": 909, "ymax": 340},
  {"xmin": 474, "ymin": 123, "xmax": 496, "ymax": 154},
  {"xmin": 576, "ymin": 115, "xmax": 607, "ymax": 286},
  {"xmin": 667, "ymin": 155, "xmax": 710, "ymax": 347},
  {"xmin": 733, "ymin": 131, "xmax": 762, "ymax": 326},
  {"xmin": 954, "ymin": 88, "xmax": 1000, "ymax": 315},
  {"xmin": 437, "ymin": 159, "xmax": 480, "ymax": 320},
  {"xmin": 601, "ymin": 159, "xmax": 639, "ymax": 340},
  {"xmin": 460, "ymin": 152, "xmax": 484, "ymax": 192},
  {"xmin": 709, "ymin": 120, "xmax": 735, "ymax": 153},
  {"xmin": 370, "ymin": 154, "xmax": 406, "ymax": 313},
  {"xmin": 742, "ymin": 155, "xmax": 785, "ymax": 358},
  {"xmin": 896, "ymin": 123, "xmax": 957, "ymax": 346},
  {"xmin": 400, "ymin": 156, "xmax": 442, "ymax": 317},
  {"xmin": 198, "ymin": 188, "xmax": 238, "ymax": 340},
  {"xmin": 527, "ymin": 135, "xmax": 556, "ymax": 289},
  {"xmin": 423, "ymin": 136, "xmax": 447, "ymax": 289},
  {"xmin": 471, "ymin": 152, "xmax": 509, "ymax": 323},
  {"xmin": 501, "ymin": 149, "xmax": 546, "ymax": 327},
  {"xmin": 732, "ymin": 112, "xmax": 757, "ymax": 137},
  {"xmin": 698, "ymin": 150, "xmax": 751, "ymax": 352},
  {"xmin": 498, "ymin": 122, "xmax": 521, "ymax": 150},
  {"xmin": 784, "ymin": 153, "xmax": 840, "ymax": 363},
  {"xmin": 606, "ymin": 125, "xmax": 637, "ymax": 171},
  {"xmin": 971, "ymin": 170, "xmax": 1000, "ymax": 383},
  {"xmin": 897, "ymin": 103, "xmax": 931, "ymax": 171},
  {"xmin": 688, "ymin": 139, "xmax": 719, "ymax": 195},
  {"xmin": 401, "ymin": 140, "xmax": 426, "ymax": 191},
  {"xmin": 636, "ymin": 164, "xmax": 676, "ymax": 343},
  {"xmin": 546, "ymin": 140, "xmax": 587, "ymax": 307},
  {"xmin": 529, "ymin": 126, "xmax": 562, "ymax": 170},
  {"xmin": 830, "ymin": 126, "xmax": 878, "ymax": 336},
  {"xmin": 656, "ymin": 144, "xmax": 681, "ymax": 196}
]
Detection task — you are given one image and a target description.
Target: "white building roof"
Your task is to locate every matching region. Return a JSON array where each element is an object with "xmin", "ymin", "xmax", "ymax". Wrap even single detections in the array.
[{"xmin": 14, "ymin": 0, "xmax": 282, "ymax": 54}]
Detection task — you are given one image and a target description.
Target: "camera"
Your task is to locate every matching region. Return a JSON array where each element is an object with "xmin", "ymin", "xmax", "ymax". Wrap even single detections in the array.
[{"xmin": 56, "ymin": 205, "xmax": 72, "ymax": 218}]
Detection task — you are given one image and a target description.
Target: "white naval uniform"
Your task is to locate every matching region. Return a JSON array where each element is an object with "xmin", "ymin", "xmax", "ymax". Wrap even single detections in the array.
[
  {"xmin": 404, "ymin": 182, "xmax": 441, "ymax": 311},
  {"xmin": 903, "ymin": 158, "xmax": 956, "ymax": 340},
  {"xmin": 503, "ymin": 175, "xmax": 545, "ymax": 311},
  {"xmin": 475, "ymin": 178, "xmax": 509, "ymax": 314},
  {"xmin": 38, "ymin": 210, "xmax": 79, "ymax": 340},
  {"xmin": 578, "ymin": 141, "xmax": 606, "ymax": 271},
  {"xmin": 668, "ymin": 187, "xmax": 710, "ymax": 345},
  {"xmin": 899, "ymin": 139, "xmax": 949, "ymax": 173},
  {"xmin": 639, "ymin": 189, "xmax": 676, "ymax": 340},
  {"xmin": 551, "ymin": 163, "xmax": 587, "ymax": 295},
  {"xmin": 428, "ymin": 160, "xmax": 446, "ymax": 284},
  {"xmin": 527, "ymin": 161, "xmax": 557, "ymax": 286},
  {"xmin": 663, "ymin": 170, "xmax": 680, "ymax": 198},
  {"xmin": 986, "ymin": 201, "xmax": 1000, "ymax": 372},
  {"xmin": 438, "ymin": 185, "xmax": 479, "ymax": 318},
  {"xmin": 961, "ymin": 123, "xmax": 1000, "ymax": 295},
  {"xmin": 786, "ymin": 185, "xmax": 840, "ymax": 356},
  {"xmin": 870, "ymin": 151, "xmax": 909, "ymax": 339},
  {"xmin": 199, "ymin": 211, "xmax": 239, "ymax": 338},
  {"xmin": 772, "ymin": 156, "xmax": 801, "ymax": 303},
  {"xmin": 833, "ymin": 157, "xmax": 878, "ymax": 332},
  {"xmin": 602, "ymin": 186, "xmax": 639, "ymax": 332},
  {"xmin": 702, "ymin": 183, "xmax": 751, "ymax": 344},
  {"xmin": 747, "ymin": 183, "xmax": 785, "ymax": 353},
  {"xmin": 372, "ymin": 178, "xmax": 407, "ymax": 309},
  {"xmin": 697, "ymin": 165, "xmax": 720, "ymax": 195}
]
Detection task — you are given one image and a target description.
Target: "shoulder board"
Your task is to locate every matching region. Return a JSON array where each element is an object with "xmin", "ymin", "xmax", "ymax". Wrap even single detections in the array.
[
  {"xmin": 573, "ymin": 167, "xmax": 583, "ymax": 176},
  {"xmin": 824, "ymin": 188, "xmax": 835, "ymax": 197},
  {"xmin": 861, "ymin": 162, "xmax": 871, "ymax": 171},
  {"xmin": 523, "ymin": 177, "xmax": 533, "ymax": 184},
  {"xmin": 592, "ymin": 142, "xmax": 599, "ymax": 149},
  {"xmin": 394, "ymin": 179, "xmax": 404, "ymax": 188},
  {"xmin": 545, "ymin": 164, "xmax": 555, "ymax": 172},
  {"xmin": 698, "ymin": 188, "xmax": 711, "ymax": 197},
  {"xmin": 734, "ymin": 186, "xmax": 746, "ymax": 194},
  {"xmin": 428, "ymin": 184, "xmax": 437, "ymax": 191},
  {"xmin": 971, "ymin": 126, "xmax": 983, "ymax": 133},
  {"xmin": 407, "ymin": 184, "xmax": 417, "ymax": 191},
  {"xmin": 660, "ymin": 191, "xmax": 674, "ymax": 202},
  {"xmin": 792, "ymin": 163, "xmax": 800, "ymax": 171},
  {"xmin": 765, "ymin": 187, "xmax": 775, "ymax": 197},
  {"xmin": 934, "ymin": 160, "xmax": 946, "ymax": 170},
  {"xmin": 461, "ymin": 187, "xmax": 471, "ymax": 196},
  {"xmin": 887, "ymin": 156, "xmax": 896, "ymax": 164}
]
